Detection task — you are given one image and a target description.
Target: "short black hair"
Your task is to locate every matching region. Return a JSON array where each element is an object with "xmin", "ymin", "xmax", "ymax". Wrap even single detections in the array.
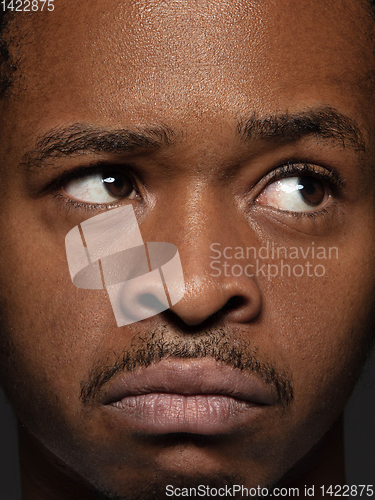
[{"xmin": 0, "ymin": 10, "xmax": 16, "ymax": 97}]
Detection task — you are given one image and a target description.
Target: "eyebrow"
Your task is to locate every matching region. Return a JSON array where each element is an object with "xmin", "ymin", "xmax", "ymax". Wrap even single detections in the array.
[
  {"xmin": 23, "ymin": 106, "xmax": 365, "ymax": 169},
  {"xmin": 23, "ymin": 123, "xmax": 175, "ymax": 169},
  {"xmin": 237, "ymin": 106, "xmax": 366, "ymax": 152}
]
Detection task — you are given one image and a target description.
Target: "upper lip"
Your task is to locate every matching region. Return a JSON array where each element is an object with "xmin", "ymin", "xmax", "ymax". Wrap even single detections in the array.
[{"xmin": 98, "ymin": 358, "xmax": 277, "ymax": 406}]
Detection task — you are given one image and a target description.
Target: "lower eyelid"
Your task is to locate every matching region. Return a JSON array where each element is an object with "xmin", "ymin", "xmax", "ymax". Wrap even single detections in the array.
[
  {"xmin": 52, "ymin": 193, "xmax": 122, "ymax": 213},
  {"xmin": 250, "ymin": 202, "xmax": 342, "ymax": 240}
]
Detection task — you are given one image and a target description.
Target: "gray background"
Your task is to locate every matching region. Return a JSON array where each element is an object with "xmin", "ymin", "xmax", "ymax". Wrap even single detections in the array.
[{"xmin": 0, "ymin": 349, "xmax": 374, "ymax": 499}]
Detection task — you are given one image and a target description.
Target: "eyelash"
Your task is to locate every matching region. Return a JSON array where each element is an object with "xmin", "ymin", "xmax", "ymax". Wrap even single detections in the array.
[
  {"xmin": 51, "ymin": 193, "xmax": 120, "ymax": 214},
  {"xmin": 264, "ymin": 162, "xmax": 343, "ymax": 189},
  {"xmin": 255, "ymin": 161, "xmax": 343, "ymax": 218},
  {"xmin": 48, "ymin": 164, "xmax": 139, "ymax": 213},
  {"xmin": 49, "ymin": 161, "xmax": 343, "ymax": 218}
]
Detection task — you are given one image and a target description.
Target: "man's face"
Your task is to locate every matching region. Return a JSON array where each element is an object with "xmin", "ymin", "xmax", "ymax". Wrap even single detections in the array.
[{"xmin": 0, "ymin": 0, "xmax": 375, "ymax": 497}]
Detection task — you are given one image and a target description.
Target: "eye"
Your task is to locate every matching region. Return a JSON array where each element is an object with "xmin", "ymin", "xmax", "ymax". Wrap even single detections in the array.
[
  {"xmin": 64, "ymin": 171, "xmax": 137, "ymax": 204},
  {"xmin": 257, "ymin": 176, "xmax": 329, "ymax": 213}
]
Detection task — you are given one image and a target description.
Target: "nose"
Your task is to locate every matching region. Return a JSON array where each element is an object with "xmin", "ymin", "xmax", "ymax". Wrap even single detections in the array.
[
  {"xmin": 169, "ymin": 271, "xmax": 262, "ymax": 326},
  {"xmin": 153, "ymin": 196, "xmax": 263, "ymax": 327}
]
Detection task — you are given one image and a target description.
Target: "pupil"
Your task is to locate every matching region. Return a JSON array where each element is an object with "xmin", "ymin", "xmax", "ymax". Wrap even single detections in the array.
[
  {"xmin": 102, "ymin": 173, "xmax": 133, "ymax": 198},
  {"xmin": 298, "ymin": 176, "xmax": 325, "ymax": 206}
]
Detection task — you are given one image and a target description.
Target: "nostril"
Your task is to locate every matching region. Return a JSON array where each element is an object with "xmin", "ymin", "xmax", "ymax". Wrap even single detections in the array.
[
  {"xmin": 213, "ymin": 294, "xmax": 261, "ymax": 324},
  {"xmin": 220, "ymin": 296, "xmax": 247, "ymax": 313},
  {"xmin": 167, "ymin": 276, "xmax": 262, "ymax": 326}
]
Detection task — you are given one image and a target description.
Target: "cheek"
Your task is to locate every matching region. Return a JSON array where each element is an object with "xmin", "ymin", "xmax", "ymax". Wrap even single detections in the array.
[
  {"xmin": 0, "ymin": 214, "xmax": 115, "ymax": 431},
  {"xmin": 261, "ymin": 251, "xmax": 375, "ymax": 420}
]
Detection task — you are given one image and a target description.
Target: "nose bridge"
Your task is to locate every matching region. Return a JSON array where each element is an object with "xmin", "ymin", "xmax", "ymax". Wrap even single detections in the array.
[
  {"xmin": 152, "ymin": 182, "xmax": 263, "ymax": 326},
  {"xmin": 161, "ymin": 182, "xmax": 241, "ymax": 269}
]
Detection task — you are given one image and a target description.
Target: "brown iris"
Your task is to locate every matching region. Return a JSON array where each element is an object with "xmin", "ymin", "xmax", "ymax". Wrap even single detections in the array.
[
  {"xmin": 297, "ymin": 176, "xmax": 326, "ymax": 206},
  {"xmin": 102, "ymin": 173, "xmax": 134, "ymax": 199}
]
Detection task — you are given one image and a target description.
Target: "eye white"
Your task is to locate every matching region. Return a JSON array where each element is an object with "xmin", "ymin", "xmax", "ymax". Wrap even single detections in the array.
[
  {"xmin": 257, "ymin": 177, "xmax": 326, "ymax": 212},
  {"xmin": 64, "ymin": 173, "xmax": 135, "ymax": 203}
]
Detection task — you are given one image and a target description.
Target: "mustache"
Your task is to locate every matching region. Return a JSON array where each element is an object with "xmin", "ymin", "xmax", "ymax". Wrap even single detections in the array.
[{"xmin": 80, "ymin": 326, "xmax": 294, "ymax": 406}]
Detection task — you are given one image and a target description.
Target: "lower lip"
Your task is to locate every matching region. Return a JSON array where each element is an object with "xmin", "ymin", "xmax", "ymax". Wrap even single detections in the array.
[{"xmin": 107, "ymin": 393, "xmax": 260, "ymax": 434}]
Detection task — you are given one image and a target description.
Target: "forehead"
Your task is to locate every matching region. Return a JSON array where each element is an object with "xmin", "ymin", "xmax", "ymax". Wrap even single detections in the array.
[{"xmin": 4, "ymin": 0, "xmax": 375, "ymax": 138}]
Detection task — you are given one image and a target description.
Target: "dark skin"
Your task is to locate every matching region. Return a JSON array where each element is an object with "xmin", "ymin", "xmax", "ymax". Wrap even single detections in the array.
[{"xmin": 0, "ymin": 0, "xmax": 375, "ymax": 498}]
